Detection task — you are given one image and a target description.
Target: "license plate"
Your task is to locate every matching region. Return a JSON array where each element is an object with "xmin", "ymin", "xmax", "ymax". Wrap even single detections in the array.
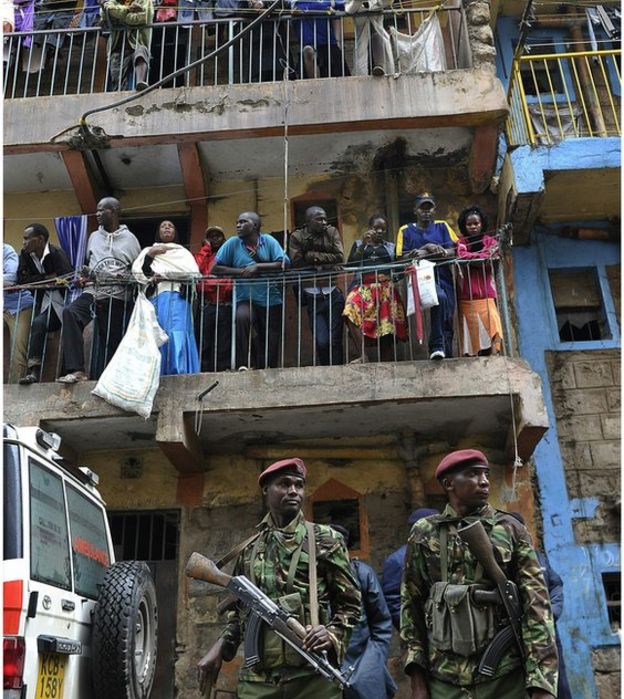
[{"xmin": 36, "ymin": 653, "xmax": 66, "ymax": 699}]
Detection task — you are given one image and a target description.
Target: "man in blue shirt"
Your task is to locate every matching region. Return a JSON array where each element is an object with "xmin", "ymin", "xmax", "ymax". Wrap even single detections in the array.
[
  {"xmin": 3, "ymin": 243, "xmax": 34, "ymax": 383},
  {"xmin": 396, "ymin": 193, "xmax": 458, "ymax": 360},
  {"xmin": 213, "ymin": 212, "xmax": 289, "ymax": 369}
]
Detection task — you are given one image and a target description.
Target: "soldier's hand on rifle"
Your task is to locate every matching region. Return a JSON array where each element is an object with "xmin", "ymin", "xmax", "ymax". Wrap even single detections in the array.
[
  {"xmin": 197, "ymin": 638, "xmax": 224, "ymax": 695},
  {"xmin": 302, "ymin": 624, "xmax": 332, "ymax": 653}
]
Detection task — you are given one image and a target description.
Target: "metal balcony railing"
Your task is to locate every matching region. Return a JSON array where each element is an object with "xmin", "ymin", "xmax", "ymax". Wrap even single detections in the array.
[
  {"xmin": 4, "ymin": 254, "xmax": 511, "ymax": 384},
  {"xmin": 506, "ymin": 48, "xmax": 622, "ymax": 147},
  {"xmin": 3, "ymin": 5, "xmax": 469, "ymax": 99}
]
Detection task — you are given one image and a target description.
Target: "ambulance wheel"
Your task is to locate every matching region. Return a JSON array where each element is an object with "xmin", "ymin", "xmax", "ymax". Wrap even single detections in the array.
[{"xmin": 92, "ymin": 561, "xmax": 158, "ymax": 699}]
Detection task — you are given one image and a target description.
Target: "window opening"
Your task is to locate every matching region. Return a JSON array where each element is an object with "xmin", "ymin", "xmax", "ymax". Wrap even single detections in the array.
[
  {"xmin": 549, "ymin": 268, "xmax": 610, "ymax": 341},
  {"xmin": 108, "ymin": 510, "xmax": 180, "ymax": 562},
  {"xmin": 29, "ymin": 459, "xmax": 71, "ymax": 590},
  {"xmin": 67, "ymin": 484, "xmax": 111, "ymax": 599},
  {"xmin": 602, "ymin": 572, "xmax": 621, "ymax": 629},
  {"xmin": 308, "ymin": 478, "xmax": 369, "ymax": 558},
  {"xmin": 312, "ymin": 499, "xmax": 361, "ymax": 551},
  {"xmin": 3, "ymin": 441, "xmax": 22, "ymax": 560},
  {"xmin": 606, "ymin": 264, "xmax": 620, "ymax": 323},
  {"xmin": 519, "ymin": 45, "xmax": 565, "ymax": 96}
]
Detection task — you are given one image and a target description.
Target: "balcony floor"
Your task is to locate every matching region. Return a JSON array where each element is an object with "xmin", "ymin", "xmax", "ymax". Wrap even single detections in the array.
[{"xmin": 5, "ymin": 356, "xmax": 548, "ymax": 471}]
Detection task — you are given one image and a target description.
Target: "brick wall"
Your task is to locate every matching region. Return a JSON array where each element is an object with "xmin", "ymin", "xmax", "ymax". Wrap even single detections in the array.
[
  {"xmin": 546, "ymin": 349, "xmax": 621, "ymax": 544},
  {"xmin": 592, "ymin": 647, "xmax": 621, "ymax": 699}
]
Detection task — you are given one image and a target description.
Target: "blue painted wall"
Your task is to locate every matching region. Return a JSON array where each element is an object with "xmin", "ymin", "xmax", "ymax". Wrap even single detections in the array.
[{"xmin": 513, "ymin": 231, "xmax": 620, "ymax": 698}]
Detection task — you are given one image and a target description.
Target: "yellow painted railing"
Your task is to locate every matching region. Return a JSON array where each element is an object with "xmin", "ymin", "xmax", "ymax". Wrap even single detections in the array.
[{"xmin": 506, "ymin": 49, "xmax": 621, "ymax": 146}]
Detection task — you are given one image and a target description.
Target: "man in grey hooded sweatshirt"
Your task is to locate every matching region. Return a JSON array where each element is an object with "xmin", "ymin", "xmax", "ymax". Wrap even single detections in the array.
[{"xmin": 57, "ymin": 197, "xmax": 141, "ymax": 383}]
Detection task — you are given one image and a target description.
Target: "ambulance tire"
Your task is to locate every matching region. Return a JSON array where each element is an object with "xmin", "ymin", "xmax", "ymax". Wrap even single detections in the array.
[{"xmin": 92, "ymin": 561, "xmax": 158, "ymax": 699}]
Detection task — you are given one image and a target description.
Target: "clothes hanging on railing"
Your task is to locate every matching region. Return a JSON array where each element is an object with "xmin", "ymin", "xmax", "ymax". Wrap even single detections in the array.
[
  {"xmin": 528, "ymin": 104, "xmax": 585, "ymax": 145},
  {"xmin": 345, "ymin": 0, "xmax": 393, "ymax": 76},
  {"xmin": 13, "ymin": 0, "xmax": 34, "ymax": 44},
  {"xmin": 389, "ymin": 10, "xmax": 446, "ymax": 74}
]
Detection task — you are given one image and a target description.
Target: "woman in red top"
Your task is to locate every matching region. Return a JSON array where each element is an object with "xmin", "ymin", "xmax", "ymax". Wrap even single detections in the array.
[
  {"xmin": 456, "ymin": 206, "xmax": 503, "ymax": 356},
  {"xmin": 194, "ymin": 226, "xmax": 234, "ymax": 371}
]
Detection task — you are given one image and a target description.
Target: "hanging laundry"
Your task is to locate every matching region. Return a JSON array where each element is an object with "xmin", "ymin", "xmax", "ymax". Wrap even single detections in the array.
[
  {"xmin": 345, "ymin": 0, "xmax": 394, "ymax": 76},
  {"xmin": 389, "ymin": 11, "xmax": 446, "ymax": 74}
]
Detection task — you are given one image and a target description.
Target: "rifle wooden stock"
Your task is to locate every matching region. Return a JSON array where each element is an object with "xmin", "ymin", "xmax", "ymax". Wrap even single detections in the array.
[
  {"xmin": 458, "ymin": 520, "xmax": 526, "ymax": 666},
  {"xmin": 458, "ymin": 521, "xmax": 507, "ymax": 586},
  {"xmin": 186, "ymin": 552, "xmax": 232, "ymax": 588}
]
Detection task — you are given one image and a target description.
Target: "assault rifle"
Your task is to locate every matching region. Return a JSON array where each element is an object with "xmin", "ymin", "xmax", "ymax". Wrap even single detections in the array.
[
  {"xmin": 185, "ymin": 552, "xmax": 353, "ymax": 689},
  {"xmin": 457, "ymin": 520, "xmax": 525, "ymax": 677}
]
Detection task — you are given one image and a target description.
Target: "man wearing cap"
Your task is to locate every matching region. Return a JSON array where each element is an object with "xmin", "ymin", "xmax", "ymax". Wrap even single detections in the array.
[
  {"xmin": 381, "ymin": 508, "xmax": 438, "ymax": 630},
  {"xmin": 197, "ymin": 457, "xmax": 361, "ymax": 698},
  {"xmin": 400, "ymin": 449, "xmax": 558, "ymax": 699},
  {"xmin": 396, "ymin": 193, "xmax": 458, "ymax": 360}
]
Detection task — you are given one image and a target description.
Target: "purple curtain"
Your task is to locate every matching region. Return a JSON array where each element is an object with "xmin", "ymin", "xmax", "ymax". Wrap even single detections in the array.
[{"xmin": 55, "ymin": 215, "xmax": 88, "ymax": 303}]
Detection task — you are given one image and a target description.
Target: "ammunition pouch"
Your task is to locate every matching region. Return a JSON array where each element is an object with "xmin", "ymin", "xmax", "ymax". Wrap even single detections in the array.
[
  {"xmin": 254, "ymin": 592, "xmax": 331, "ymax": 670},
  {"xmin": 256, "ymin": 592, "xmax": 306, "ymax": 669},
  {"xmin": 425, "ymin": 582, "xmax": 499, "ymax": 657}
]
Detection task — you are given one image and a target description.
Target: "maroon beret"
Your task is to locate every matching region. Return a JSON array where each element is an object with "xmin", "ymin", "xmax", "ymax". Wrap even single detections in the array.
[
  {"xmin": 258, "ymin": 458, "xmax": 307, "ymax": 487},
  {"xmin": 435, "ymin": 449, "xmax": 488, "ymax": 480}
]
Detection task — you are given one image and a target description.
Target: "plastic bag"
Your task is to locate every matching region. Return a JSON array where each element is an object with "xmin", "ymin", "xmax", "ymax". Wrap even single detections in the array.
[
  {"xmin": 406, "ymin": 259, "xmax": 439, "ymax": 315},
  {"xmin": 92, "ymin": 290, "xmax": 168, "ymax": 419}
]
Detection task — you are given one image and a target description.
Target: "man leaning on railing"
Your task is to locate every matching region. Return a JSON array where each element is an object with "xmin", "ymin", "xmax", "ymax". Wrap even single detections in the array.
[
  {"xmin": 396, "ymin": 192, "xmax": 458, "ymax": 361},
  {"xmin": 57, "ymin": 196, "xmax": 141, "ymax": 384},
  {"xmin": 212, "ymin": 211, "xmax": 290, "ymax": 370},
  {"xmin": 18, "ymin": 223, "xmax": 73, "ymax": 385},
  {"xmin": 289, "ymin": 206, "xmax": 345, "ymax": 366}
]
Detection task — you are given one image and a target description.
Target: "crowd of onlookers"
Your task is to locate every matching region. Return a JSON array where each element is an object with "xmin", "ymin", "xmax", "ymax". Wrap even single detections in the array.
[
  {"xmin": 4, "ymin": 191, "xmax": 503, "ymax": 384},
  {"xmin": 3, "ymin": 0, "xmax": 442, "ymax": 91}
]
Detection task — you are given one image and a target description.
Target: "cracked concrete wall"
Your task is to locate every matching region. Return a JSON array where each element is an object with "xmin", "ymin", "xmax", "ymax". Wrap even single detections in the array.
[{"xmin": 546, "ymin": 349, "xmax": 621, "ymax": 545}]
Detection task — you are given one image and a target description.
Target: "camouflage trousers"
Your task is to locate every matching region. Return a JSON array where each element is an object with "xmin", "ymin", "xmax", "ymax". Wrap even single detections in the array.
[
  {"xmin": 237, "ymin": 675, "xmax": 342, "ymax": 699},
  {"xmin": 430, "ymin": 670, "xmax": 529, "ymax": 699}
]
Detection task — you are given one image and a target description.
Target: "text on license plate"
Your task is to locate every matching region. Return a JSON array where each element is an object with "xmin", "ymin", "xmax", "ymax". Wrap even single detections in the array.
[{"xmin": 37, "ymin": 652, "xmax": 66, "ymax": 699}]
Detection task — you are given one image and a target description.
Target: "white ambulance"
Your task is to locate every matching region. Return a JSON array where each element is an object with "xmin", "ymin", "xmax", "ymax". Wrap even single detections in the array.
[{"xmin": 3, "ymin": 425, "xmax": 158, "ymax": 699}]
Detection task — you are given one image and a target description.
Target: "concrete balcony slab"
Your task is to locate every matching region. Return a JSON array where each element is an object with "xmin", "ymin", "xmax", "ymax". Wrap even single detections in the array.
[
  {"xmin": 5, "ymin": 68, "xmax": 507, "ymax": 153},
  {"xmin": 6, "ymin": 356, "xmax": 548, "ymax": 473},
  {"xmin": 498, "ymin": 137, "xmax": 622, "ymax": 243}
]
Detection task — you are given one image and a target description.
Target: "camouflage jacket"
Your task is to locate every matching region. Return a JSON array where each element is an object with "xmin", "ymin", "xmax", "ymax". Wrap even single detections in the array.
[
  {"xmin": 221, "ymin": 511, "xmax": 361, "ymax": 682},
  {"xmin": 400, "ymin": 504, "xmax": 558, "ymax": 695}
]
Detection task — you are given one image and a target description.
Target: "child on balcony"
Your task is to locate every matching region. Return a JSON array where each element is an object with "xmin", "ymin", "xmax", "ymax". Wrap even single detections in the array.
[{"xmin": 456, "ymin": 205, "xmax": 503, "ymax": 357}]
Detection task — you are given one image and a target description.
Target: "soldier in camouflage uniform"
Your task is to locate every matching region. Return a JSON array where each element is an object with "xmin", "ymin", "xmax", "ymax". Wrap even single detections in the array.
[
  {"xmin": 400, "ymin": 449, "xmax": 558, "ymax": 699},
  {"xmin": 197, "ymin": 457, "xmax": 361, "ymax": 698}
]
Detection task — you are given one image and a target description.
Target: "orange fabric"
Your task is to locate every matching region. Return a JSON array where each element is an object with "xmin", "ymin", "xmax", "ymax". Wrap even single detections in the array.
[{"xmin": 458, "ymin": 298, "xmax": 503, "ymax": 357}]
